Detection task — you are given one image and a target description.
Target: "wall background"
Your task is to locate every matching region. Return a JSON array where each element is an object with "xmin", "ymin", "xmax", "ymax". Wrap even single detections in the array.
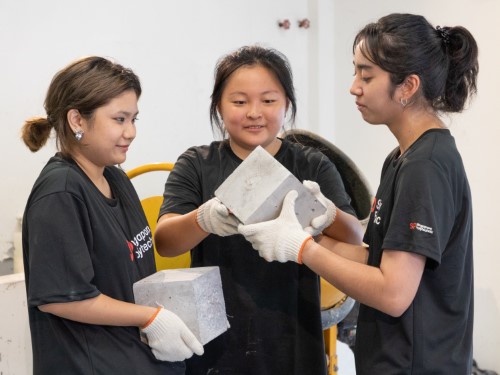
[{"xmin": 0, "ymin": 0, "xmax": 498, "ymax": 372}]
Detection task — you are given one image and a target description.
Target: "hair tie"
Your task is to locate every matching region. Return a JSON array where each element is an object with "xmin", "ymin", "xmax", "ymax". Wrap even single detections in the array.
[
  {"xmin": 436, "ymin": 26, "xmax": 450, "ymax": 45},
  {"xmin": 46, "ymin": 115, "xmax": 54, "ymax": 127}
]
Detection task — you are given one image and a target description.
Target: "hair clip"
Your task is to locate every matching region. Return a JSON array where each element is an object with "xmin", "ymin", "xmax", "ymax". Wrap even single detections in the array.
[{"xmin": 436, "ymin": 26, "xmax": 450, "ymax": 45}]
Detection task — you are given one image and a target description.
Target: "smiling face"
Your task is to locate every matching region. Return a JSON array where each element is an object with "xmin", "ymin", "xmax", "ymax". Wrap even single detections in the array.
[
  {"xmin": 350, "ymin": 42, "xmax": 403, "ymax": 126},
  {"xmin": 71, "ymin": 90, "xmax": 139, "ymax": 171},
  {"xmin": 218, "ymin": 64, "xmax": 288, "ymax": 158}
]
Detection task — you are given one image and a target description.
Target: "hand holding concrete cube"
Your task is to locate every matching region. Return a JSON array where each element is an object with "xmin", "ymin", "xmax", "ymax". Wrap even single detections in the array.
[
  {"xmin": 141, "ymin": 307, "xmax": 204, "ymax": 362},
  {"xmin": 134, "ymin": 267, "xmax": 229, "ymax": 346},
  {"xmin": 214, "ymin": 146, "xmax": 327, "ymax": 228},
  {"xmin": 302, "ymin": 180, "xmax": 337, "ymax": 236},
  {"xmin": 196, "ymin": 197, "xmax": 239, "ymax": 236},
  {"xmin": 238, "ymin": 190, "xmax": 313, "ymax": 264}
]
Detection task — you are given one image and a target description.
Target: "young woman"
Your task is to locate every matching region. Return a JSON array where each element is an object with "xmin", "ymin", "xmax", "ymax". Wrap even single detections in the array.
[
  {"xmin": 154, "ymin": 45, "xmax": 363, "ymax": 374},
  {"xmin": 238, "ymin": 14, "xmax": 478, "ymax": 374},
  {"xmin": 21, "ymin": 56, "xmax": 202, "ymax": 375}
]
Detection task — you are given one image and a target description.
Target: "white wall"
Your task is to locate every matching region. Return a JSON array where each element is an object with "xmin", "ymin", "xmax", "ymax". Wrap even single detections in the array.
[{"xmin": 0, "ymin": 0, "xmax": 498, "ymax": 373}]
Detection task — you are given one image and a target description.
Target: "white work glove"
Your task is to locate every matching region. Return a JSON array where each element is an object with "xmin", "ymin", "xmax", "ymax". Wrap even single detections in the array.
[
  {"xmin": 238, "ymin": 190, "xmax": 313, "ymax": 264},
  {"xmin": 303, "ymin": 180, "xmax": 337, "ymax": 236},
  {"xmin": 141, "ymin": 307, "xmax": 204, "ymax": 362},
  {"xmin": 196, "ymin": 197, "xmax": 239, "ymax": 236}
]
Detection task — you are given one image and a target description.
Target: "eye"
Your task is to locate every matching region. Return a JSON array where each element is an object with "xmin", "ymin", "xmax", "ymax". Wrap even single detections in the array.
[
  {"xmin": 263, "ymin": 99, "xmax": 277, "ymax": 104},
  {"xmin": 132, "ymin": 117, "xmax": 139, "ymax": 124},
  {"xmin": 232, "ymin": 100, "xmax": 246, "ymax": 105},
  {"xmin": 114, "ymin": 117, "xmax": 125, "ymax": 123},
  {"xmin": 361, "ymin": 76, "xmax": 372, "ymax": 83}
]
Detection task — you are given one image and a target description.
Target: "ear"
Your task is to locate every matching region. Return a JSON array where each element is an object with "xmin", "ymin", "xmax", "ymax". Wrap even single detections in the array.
[
  {"xmin": 399, "ymin": 74, "xmax": 420, "ymax": 101},
  {"xmin": 67, "ymin": 109, "xmax": 84, "ymax": 133}
]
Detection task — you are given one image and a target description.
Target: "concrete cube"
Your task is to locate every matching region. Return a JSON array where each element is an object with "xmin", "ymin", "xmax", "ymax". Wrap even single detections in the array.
[
  {"xmin": 215, "ymin": 145, "xmax": 326, "ymax": 227},
  {"xmin": 133, "ymin": 266, "xmax": 229, "ymax": 345}
]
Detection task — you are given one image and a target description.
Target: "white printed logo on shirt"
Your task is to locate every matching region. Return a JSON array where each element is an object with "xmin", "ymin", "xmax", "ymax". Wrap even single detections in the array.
[
  {"xmin": 128, "ymin": 226, "xmax": 154, "ymax": 261},
  {"xmin": 409, "ymin": 222, "xmax": 434, "ymax": 234}
]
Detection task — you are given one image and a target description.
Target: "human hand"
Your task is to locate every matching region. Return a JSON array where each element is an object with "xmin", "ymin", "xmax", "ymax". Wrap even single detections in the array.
[
  {"xmin": 196, "ymin": 197, "xmax": 239, "ymax": 236},
  {"xmin": 303, "ymin": 180, "xmax": 337, "ymax": 236},
  {"xmin": 238, "ymin": 190, "xmax": 312, "ymax": 263},
  {"xmin": 141, "ymin": 307, "xmax": 204, "ymax": 362}
]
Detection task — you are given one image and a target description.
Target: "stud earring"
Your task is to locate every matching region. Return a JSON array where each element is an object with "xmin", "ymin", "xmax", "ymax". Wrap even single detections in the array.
[{"xmin": 75, "ymin": 130, "xmax": 84, "ymax": 141}]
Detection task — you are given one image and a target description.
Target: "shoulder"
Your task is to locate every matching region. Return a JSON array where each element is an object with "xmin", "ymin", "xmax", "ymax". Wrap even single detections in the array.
[
  {"xmin": 403, "ymin": 129, "xmax": 462, "ymax": 172},
  {"xmin": 176, "ymin": 142, "xmax": 224, "ymax": 163},
  {"xmin": 174, "ymin": 141, "xmax": 238, "ymax": 173},
  {"xmin": 31, "ymin": 156, "xmax": 86, "ymax": 195},
  {"xmin": 278, "ymin": 139, "xmax": 330, "ymax": 167},
  {"xmin": 25, "ymin": 156, "xmax": 92, "ymax": 213}
]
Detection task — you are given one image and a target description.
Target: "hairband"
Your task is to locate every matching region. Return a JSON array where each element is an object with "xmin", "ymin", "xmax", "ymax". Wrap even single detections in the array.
[{"xmin": 436, "ymin": 26, "xmax": 450, "ymax": 45}]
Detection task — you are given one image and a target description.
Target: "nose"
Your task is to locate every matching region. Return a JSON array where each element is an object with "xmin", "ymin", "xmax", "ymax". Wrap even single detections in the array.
[
  {"xmin": 246, "ymin": 103, "xmax": 262, "ymax": 119},
  {"xmin": 124, "ymin": 120, "xmax": 136, "ymax": 141},
  {"xmin": 350, "ymin": 78, "xmax": 362, "ymax": 97}
]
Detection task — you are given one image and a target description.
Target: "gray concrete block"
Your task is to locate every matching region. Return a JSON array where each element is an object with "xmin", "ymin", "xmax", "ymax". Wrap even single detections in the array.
[
  {"xmin": 215, "ymin": 145, "xmax": 326, "ymax": 227},
  {"xmin": 133, "ymin": 266, "xmax": 229, "ymax": 345}
]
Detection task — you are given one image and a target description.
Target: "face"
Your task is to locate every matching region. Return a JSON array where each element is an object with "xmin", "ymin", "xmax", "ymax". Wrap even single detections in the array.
[
  {"xmin": 75, "ymin": 90, "xmax": 138, "ymax": 168},
  {"xmin": 218, "ymin": 64, "xmax": 288, "ymax": 157},
  {"xmin": 350, "ymin": 42, "xmax": 403, "ymax": 125}
]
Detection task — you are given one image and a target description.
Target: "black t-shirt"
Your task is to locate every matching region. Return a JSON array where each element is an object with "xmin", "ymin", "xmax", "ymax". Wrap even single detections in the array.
[
  {"xmin": 356, "ymin": 129, "xmax": 473, "ymax": 374},
  {"xmin": 160, "ymin": 140, "xmax": 355, "ymax": 375},
  {"xmin": 22, "ymin": 155, "xmax": 185, "ymax": 375}
]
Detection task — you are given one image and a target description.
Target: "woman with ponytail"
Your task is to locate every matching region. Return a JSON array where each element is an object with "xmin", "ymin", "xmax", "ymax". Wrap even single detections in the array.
[{"xmin": 237, "ymin": 13, "xmax": 479, "ymax": 374}]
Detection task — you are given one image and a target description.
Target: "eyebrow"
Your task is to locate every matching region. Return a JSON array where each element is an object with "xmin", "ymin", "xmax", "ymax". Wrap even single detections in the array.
[
  {"xmin": 227, "ymin": 90, "xmax": 280, "ymax": 96},
  {"xmin": 352, "ymin": 62, "xmax": 374, "ymax": 71},
  {"xmin": 115, "ymin": 110, "xmax": 139, "ymax": 117}
]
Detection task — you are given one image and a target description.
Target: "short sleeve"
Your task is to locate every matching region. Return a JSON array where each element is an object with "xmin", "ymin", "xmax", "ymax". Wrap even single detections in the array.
[
  {"xmin": 316, "ymin": 156, "xmax": 356, "ymax": 217},
  {"xmin": 159, "ymin": 150, "xmax": 203, "ymax": 218},
  {"xmin": 383, "ymin": 159, "xmax": 455, "ymax": 265},
  {"xmin": 26, "ymin": 192, "xmax": 100, "ymax": 306}
]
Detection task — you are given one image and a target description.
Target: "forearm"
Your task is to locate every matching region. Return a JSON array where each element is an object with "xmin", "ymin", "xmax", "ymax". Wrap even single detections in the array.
[
  {"xmin": 38, "ymin": 294, "xmax": 156, "ymax": 327},
  {"xmin": 323, "ymin": 208, "xmax": 364, "ymax": 245},
  {"xmin": 316, "ymin": 234, "xmax": 368, "ymax": 264},
  {"xmin": 154, "ymin": 211, "xmax": 208, "ymax": 256},
  {"xmin": 302, "ymin": 240, "xmax": 425, "ymax": 317},
  {"xmin": 301, "ymin": 241, "xmax": 389, "ymax": 312}
]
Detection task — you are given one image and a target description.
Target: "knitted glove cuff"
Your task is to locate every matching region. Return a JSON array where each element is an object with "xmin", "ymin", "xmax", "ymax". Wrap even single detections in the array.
[
  {"xmin": 280, "ymin": 231, "xmax": 313, "ymax": 264},
  {"xmin": 141, "ymin": 308, "xmax": 172, "ymax": 339},
  {"xmin": 196, "ymin": 206, "xmax": 212, "ymax": 233}
]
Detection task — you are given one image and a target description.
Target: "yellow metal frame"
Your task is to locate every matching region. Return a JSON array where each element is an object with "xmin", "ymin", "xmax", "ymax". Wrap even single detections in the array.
[
  {"xmin": 127, "ymin": 162, "xmax": 340, "ymax": 375},
  {"xmin": 126, "ymin": 162, "xmax": 175, "ymax": 179},
  {"xmin": 126, "ymin": 162, "xmax": 189, "ymax": 270}
]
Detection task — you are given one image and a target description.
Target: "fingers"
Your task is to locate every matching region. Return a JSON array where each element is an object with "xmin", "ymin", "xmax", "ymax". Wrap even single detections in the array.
[
  {"xmin": 303, "ymin": 225, "xmax": 319, "ymax": 236},
  {"xmin": 237, "ymin": 222, "xmax": 258, "ymax": 238},
  {"xmin": 303, "ymin": 180, "xmax": 320, "ymax": 194},
  {"xmin": 280, "ymin": 190, "xmax": 299, "ymax": 218},
  {"xmin": 311, "ymin": 213, "xmax": 328, "ymax": 228},
  {"xmin": 182, "ymin": 329, "xmax": 204, "ymax": 356},
  {"xmin": 214, "ymin": 200, "xmax": 230, "ymax": 217}
]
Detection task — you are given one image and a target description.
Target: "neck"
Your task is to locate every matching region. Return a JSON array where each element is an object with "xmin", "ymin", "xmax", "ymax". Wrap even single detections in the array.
[
  {"xmin": 71, "ymin": 153, "xmax": 111, "ymax": 198},
  {"xmin": 389, "ymin": 109, "xmax": 444, "ymax": 155}
]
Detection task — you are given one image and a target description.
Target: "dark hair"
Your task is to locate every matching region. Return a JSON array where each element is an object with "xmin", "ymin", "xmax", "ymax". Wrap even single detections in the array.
[
  {"xmin": 353, "ymin": 13, "xmax": 478, "ymax": 113},
  {"xmin": 209, "ymin": 45, "xmax": 297, "ymax": 139},
  {"xmin": 21, "ymin": 56, "xmax": 141, "ymax": 155}
]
